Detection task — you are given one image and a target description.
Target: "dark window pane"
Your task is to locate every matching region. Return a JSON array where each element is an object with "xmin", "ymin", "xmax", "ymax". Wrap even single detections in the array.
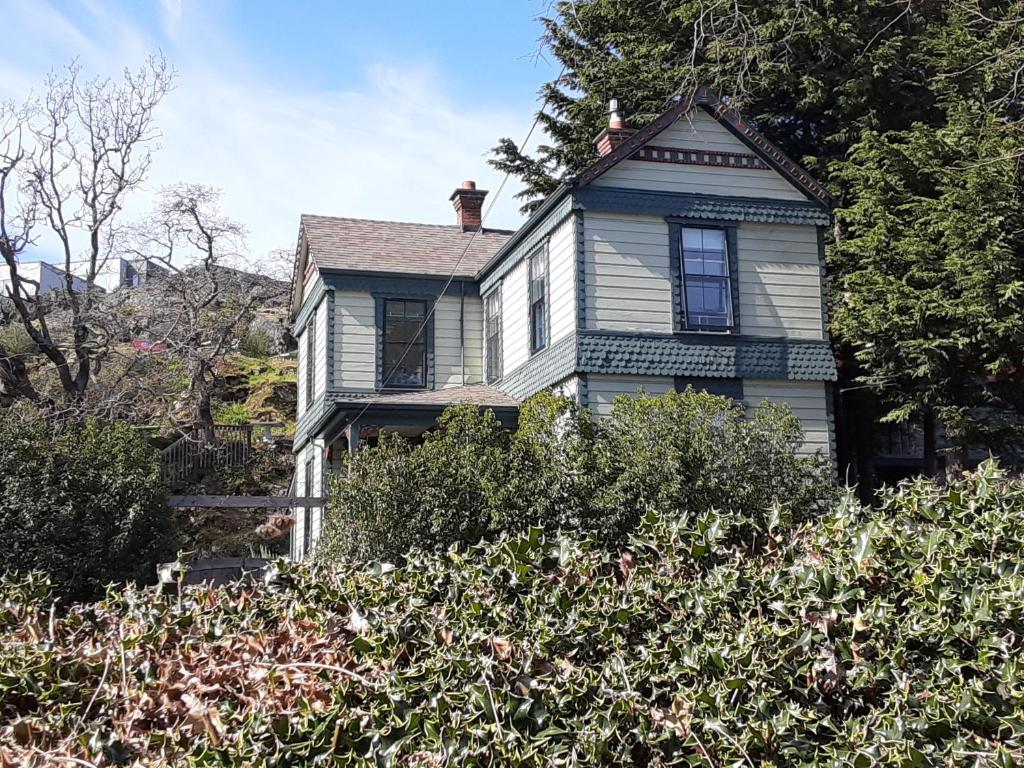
[{"xmin": 382, "ymin": 300, "xmax": 427, "ymax": 388}]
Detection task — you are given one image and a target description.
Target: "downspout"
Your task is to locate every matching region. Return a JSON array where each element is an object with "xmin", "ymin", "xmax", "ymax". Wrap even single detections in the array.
[{"xmin": 459, "ymin": 281, "xmax": 466, "ymax": 386}]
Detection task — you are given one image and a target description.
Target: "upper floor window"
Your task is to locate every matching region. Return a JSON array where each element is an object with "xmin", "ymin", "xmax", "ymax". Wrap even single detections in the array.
[
  {"xmin": 304, "ymin": 320, "xmax": 315, "ymax": 405},
  {"xmin": 529, "ymin": 248, "xmax": 548, "ymax": 353},
  {"xmin": 485, "ymin": 288, "xmax": 503, "ymax": 383},
  {"xmin": 681, "ymin": 227, "xmax": 732, "ymax": 330},
  {"xmin": 382, "ymin": 299, "xmax": 427, "ymax": 389}
]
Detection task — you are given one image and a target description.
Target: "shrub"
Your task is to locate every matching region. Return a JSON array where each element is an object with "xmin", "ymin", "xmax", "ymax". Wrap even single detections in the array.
[
  {"xmin": 0, "ymin": 323, "xmax": 35, "ymax": 355},
  {"xmin": 0, "ymin": 414, "xmax": 177, "ymax": 602},
  {"xmin": 239, "ymin": 328, "xmax": 273, "ymax": 358},
  {"xmin": 213, "ymin": 401, "xmax": 252, "ymax": 425},
  {"xmin": 2, "ymin": 464, "xmax": 1021, "ymax": 765},
  {"xmin": 319, "ymin": 389, "xmax": 838, "ymax": 562}
]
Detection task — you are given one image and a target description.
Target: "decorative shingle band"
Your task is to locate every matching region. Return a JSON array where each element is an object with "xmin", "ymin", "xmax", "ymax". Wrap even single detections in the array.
[
  {"xmin": 577, "ymin": 333, "xmax": 837, "ymax": 382},
  {"xmin": 495, "ymin": 333, "xmax": 578, "ymax": 400},
  {"xmin": 574, "ymin": 187, "xmax": 831, "ymax": 227},
  {"xmin": 635, "ymin": 145, "xmax": 768, "ymax": 170}
]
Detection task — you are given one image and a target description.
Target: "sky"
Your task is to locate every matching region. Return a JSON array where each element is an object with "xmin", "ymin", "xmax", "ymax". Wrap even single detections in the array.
[{"xmin": 0, "ymin": 0, "xmax": 559, "ymax": 266}]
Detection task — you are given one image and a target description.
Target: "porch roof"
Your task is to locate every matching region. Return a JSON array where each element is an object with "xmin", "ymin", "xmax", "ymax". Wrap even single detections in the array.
[{"xmin": 327, "ymin": 384, "xmax": 518, "ymax": 409}]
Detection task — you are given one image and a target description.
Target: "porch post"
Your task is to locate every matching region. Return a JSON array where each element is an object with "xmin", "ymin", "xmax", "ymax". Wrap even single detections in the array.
[{"xmin": 347, "ymin": 419, "xmax": 360, "ymax": 459}]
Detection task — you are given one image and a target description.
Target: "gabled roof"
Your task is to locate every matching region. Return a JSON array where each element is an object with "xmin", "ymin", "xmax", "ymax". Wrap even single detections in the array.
[
  {"xmin": 572, "ymin": 85, "xmax": 830, "ymax": 208},
  {"xmin": 300, "ymin": 214, "xmax": 514, "ymax": 278}
]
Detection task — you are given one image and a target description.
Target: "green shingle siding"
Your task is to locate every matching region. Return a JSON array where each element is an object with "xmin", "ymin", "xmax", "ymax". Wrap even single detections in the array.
[
  {"xmin": 573, "ymin": 187, "xmax": 831, "ymax": 227},
  {"xmin": 577, "ymin": 332, "xmax": 836, "ymax": 381}
]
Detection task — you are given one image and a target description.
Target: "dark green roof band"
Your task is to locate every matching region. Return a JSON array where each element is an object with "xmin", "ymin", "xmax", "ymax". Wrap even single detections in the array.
[
  {"xmin": 577, "ymin": 332, "xmax": 836, "ymax": 382},
  {"xmin": 574, "ymin": 187, "xmax": 831, "ymax": 227}
]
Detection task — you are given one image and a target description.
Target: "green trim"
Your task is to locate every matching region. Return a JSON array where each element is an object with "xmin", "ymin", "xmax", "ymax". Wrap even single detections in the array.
[
  {"xmin": 816, "ymin": 226, "xmax": 831, "ymax": 334},
  {"xmin": 321, "ymin": 272, "xmax": 478, "ymax": 297},
  {"xmin": 326, "ymin": 291, "xmax": 336, "ymax": 392},
  {"xmin": 575, "ymin": 211, "xmax": 586, "ymax": 332},
  {"xmin": 291, "ymin": 276, "xmax": 326, "ymax": 334},
  {"xmin": 674, "ymin": 376, "xmax": 743, "ymax": 400}
]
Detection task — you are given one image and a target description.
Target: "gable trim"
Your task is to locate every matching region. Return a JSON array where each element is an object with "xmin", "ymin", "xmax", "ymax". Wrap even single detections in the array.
[{"xmin": 572, "ymin": 86, "xmax": 830, "ymax": 208}]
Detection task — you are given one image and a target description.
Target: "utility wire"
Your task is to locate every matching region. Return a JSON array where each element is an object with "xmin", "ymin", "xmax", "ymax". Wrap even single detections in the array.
[{"xmin": 341, "ymin": 65, "xmax": 567, "ymax": 438}]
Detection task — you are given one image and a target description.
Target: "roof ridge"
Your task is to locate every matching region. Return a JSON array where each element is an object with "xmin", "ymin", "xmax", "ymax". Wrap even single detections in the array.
[{"xmin": 300, "ymin": 213, "xmax": 516, "ymax": 235}]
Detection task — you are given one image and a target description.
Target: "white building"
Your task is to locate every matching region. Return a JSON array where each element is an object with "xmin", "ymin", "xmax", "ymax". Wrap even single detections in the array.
[
  {"xmin": 66, "ymin": 257, "xmax": 169, "ymax": 292},
  {"xmin": 0, "ymin": 261, "xmax": 90, "ymax": 298}
]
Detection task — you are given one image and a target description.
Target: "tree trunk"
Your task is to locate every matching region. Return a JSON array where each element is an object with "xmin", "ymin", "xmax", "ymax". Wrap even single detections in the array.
[{"xmin": 922, "ymin": 409, "xmax": 938, "ymax": 477}]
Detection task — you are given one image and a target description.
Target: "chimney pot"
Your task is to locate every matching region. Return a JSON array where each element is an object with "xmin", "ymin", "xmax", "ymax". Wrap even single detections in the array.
[
  {"xmin": 595, "ymin": 98, "xmax": 637, "ymax": 157},
  {"xmin": 449, "ymin": 181, "xmax": 488, "ymax": 231}
]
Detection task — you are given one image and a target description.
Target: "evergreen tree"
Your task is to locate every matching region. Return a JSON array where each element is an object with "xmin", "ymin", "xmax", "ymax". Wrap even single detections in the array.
[{"xmin": 494, "ymin": 0, "xmax": 1024, "ymax": 472}]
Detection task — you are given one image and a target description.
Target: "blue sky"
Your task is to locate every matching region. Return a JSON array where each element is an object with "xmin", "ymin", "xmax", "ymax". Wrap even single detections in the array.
[{"xmin": 0, "ymin": 0, "xmax": 558, "ymax": 264}]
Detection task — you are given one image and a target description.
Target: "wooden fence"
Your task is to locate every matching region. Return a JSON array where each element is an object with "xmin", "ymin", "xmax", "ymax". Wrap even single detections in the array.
[{"xmin": 160, "ymin": 423, "xmax": 277, "ymax": 485}]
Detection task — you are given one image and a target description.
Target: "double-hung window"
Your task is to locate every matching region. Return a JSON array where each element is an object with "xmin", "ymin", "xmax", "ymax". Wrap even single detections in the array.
[
  {"xmin": 528, "ymin": 248, "xmax": 548, "ymax": 353},
  {"xmin": 304, "ymin": 320, "xmax": 315, "ymax": 406},
  {"xmin": 485, "ymin": 288, "xmax": 503, "ymax": 383},
  {"xmin": 382, "ymin": 299, "xmax": 427, "ymax": 389},
  {"xmin": 681, "ymin": 226, "xmax": 732, "ymax": 330}
]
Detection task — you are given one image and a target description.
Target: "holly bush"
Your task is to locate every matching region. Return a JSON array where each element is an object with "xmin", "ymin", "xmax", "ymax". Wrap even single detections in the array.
[
  {"xmin": 2, "ymin": 463, "xmax": 1021, "ymax": 765},
  {"xmin": 320, "ymin": 389, "xmax": 837, "ymax": 562},
  {"xmin": 0, "ymin": 414, "xmax": 176, "ymax": 602}
]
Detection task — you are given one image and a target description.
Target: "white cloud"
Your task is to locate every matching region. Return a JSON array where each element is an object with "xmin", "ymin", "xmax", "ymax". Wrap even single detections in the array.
[{"xmin": 0, "ymin": 0, "xmax": 538, "ymax": 268}]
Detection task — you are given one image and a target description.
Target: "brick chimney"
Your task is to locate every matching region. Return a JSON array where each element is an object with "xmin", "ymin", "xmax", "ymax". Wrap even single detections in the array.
[
  {"xmin": 450, "ymin": 180, "xmax": 488, "ymax": 231},
  {"xmin": 595, "ymin": 99, "xmax": 636, "ymax": 157}
]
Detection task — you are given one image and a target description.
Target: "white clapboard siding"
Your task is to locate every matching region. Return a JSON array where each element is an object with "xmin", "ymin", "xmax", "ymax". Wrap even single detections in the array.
[
  {"xmin": 462, "ymin": 296, "xmax": 484, "ymax": 385},
  {"xmin": 592, "ymin": 109, "xmax": 806, "ymax": 201},
  {"xmin": 584, "ymin": 213, "xmax": 673, "ymax": 332},
  {"xmin": 333, "ymin": 291, "xmax": 376, "ymax": 391},
  {"xmin": 552, "ymin": 375, "xmax": 580, "ymax": 401},
  {"xmin": 313, "ymin": 299, "xmax": 328, "ymax": 401},
  {"xmin": 744, "ymin": 379, "xmax": 833, "ymax": 457},
  {"xmin": 434, "ymin": 295, "xmax": 484, "ymax": 388},
  {"xmin": 738, "ymin": 224, "xmax": 824, "ymax": 340},
  {"xmin": 549, "ymin": 215, "xmax": 577, "ymax": 344},
  {"xmin": 292, "ymin": 440, "xmax": 325, "ymax": 557},
  {"xmin": 587, "ymin": 375, "xmax": 675, "ymax": 418},
  {"xmin": 502, "ymin": 257, "xmax": 530, "ymax": 374}
]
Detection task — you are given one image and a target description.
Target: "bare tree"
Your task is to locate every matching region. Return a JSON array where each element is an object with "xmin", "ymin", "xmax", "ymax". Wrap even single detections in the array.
[
  {"xmin": 0, "ymin": 57, "xmax": 174, "ymax": 412},
  {"xmin": 129, "ymin": 184, "xmax": 287, "ymax": 426}
]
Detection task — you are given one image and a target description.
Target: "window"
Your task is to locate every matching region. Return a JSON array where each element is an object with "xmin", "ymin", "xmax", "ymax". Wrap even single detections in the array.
[
  {"xmin": 304, "ymin": 320, "xmax": 315, "ymax": 405},
  {"xmin": 529, "ymin": 248, "xmax": 548, "ymax": 353},
  {"xmin": 485, "ymin": 288, "xmax": 503, "ymax": 383},
  {"xmin": 681, "ymin": 227, "xmax": 732, "ymax": 330},
  {"xmin": 382, "ymin": 299, "xmax": 427, "ymax": 388}
]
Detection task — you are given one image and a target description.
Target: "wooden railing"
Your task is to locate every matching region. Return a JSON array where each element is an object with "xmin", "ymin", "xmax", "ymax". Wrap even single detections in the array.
[{"xmin": 160, "ymin": 423, "xmax": 278, "ymax": 486}]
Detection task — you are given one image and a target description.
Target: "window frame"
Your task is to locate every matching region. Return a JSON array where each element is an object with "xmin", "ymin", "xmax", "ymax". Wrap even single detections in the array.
[
  {"xmin": 527, "ymin": 243, "xmax": 550, "ymax": 355},
  {"xmin": 379, "ymin": 297, "xmax": 430, "ymax": 391},
  {"xmin": 484, "ymin": 286, "xmax": 503, "ymax": 383},
  {"xmin": 668, "ymin": 220, "xmax": 740, "ymax": 334}
]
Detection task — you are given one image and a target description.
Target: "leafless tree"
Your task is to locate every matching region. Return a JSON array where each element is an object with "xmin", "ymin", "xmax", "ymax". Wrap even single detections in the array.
[
  {"xmin": 0, "ymin": 57, "xmax": 175, "ymax": 412},
  {"xmin": 128, "ymin": 184, "xmax": 287, "ymax": 426}
]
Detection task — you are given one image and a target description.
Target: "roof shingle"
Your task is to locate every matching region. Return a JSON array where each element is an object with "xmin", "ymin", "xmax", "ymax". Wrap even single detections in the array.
[{"xmin": 301, "ymin": 215, "xmax": 514, "ymax": 278}]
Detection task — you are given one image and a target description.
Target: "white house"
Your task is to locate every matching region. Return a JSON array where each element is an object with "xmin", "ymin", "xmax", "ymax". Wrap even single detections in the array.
[
  {"xmin": 0, "ymin": 261, "xmax": 90, "ymax": 298},
  {"xmin": 66, "ymin": 257, "xmax": 169, "ymax": 292},
  {"xmin": 287, "ymin": 86, "xmax": 837, "ymax": 557}
]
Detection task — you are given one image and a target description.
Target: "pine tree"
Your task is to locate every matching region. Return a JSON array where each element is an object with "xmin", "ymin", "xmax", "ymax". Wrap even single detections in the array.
[{"xmin": 495, "ymin": 0, "xmax": 1024, "ymax": 472}]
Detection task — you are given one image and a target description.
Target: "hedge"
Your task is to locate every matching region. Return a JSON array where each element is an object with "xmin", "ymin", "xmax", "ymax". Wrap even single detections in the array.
[
  {"xmin": 320, "ymin": 389, "xmax": 838, "ymax": 562},
  {"xmin": 0, "ymin": 415, "xmax": 176, "ymax": 602},
  {"xmin": 2, "ymin": 462, "xmax": 1022, "ymax": 765}
]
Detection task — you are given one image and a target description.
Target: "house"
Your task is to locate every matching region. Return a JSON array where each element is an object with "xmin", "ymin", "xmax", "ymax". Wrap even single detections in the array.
[
  {"xmin": 288, "ymin": 86, "xmax": 837, "ymax": 557},
  {"xmin": 67, "ymin": 256, "xmax": 169, "ymax": 292},
  {"xmin": 0, "ymin": 260, "xmax": 90, "ymax": 298}
]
